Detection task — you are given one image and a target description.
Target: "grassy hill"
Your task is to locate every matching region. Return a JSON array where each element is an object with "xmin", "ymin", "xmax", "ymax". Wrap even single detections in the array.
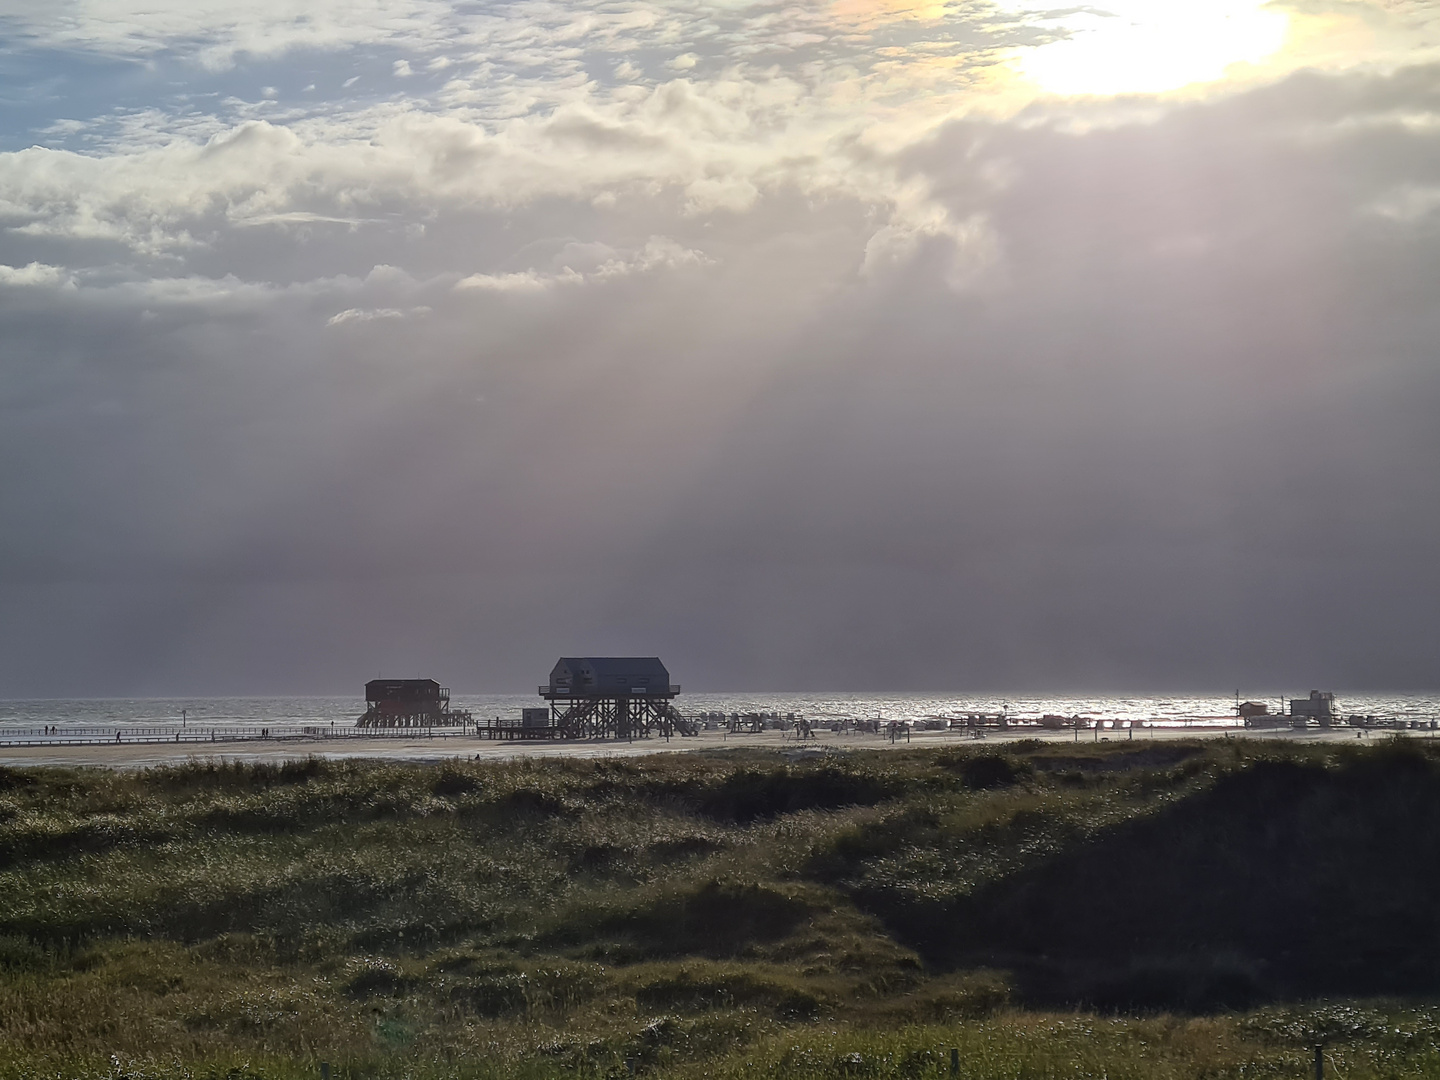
[{"xmin": 1, "ymin": 738, "xmax": 1439, "ymax": 1079}]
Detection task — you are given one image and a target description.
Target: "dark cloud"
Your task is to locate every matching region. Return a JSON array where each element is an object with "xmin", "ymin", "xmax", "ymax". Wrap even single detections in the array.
[{"xmin": 3, "ymin": 60, "xmax": 1440, "ymax": 694}]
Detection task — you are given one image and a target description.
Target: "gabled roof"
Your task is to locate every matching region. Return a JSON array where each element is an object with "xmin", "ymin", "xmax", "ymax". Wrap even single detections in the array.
[{"xmin": 553, "ymin": 657, "xmax": 669, "ymax": 680}]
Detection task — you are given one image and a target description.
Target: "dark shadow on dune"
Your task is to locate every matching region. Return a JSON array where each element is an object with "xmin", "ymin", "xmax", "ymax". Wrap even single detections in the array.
[
  {"xmin": 693, "ymin": 766, "xmax": 900, "ymax": 823},
  {"xmin": 540, "ymin": 879, "xmax": 816, "ymax": 961},
  {"xmin": 881, "ymin": 744, "xmax": 1440, "ymax": 1010}
]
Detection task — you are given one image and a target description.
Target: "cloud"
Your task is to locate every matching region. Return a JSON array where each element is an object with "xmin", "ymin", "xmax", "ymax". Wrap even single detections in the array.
[
  {"xmin": 5, "ymin": 0, "xmax": 1432, "ymax": 285},
  {"xmin": 859, "ymin": 182, "xmax": 999, "ymax": 291},
  {"xmin": 1366, "ymin": 183, "xmax": 1440, "ymax": 221},
  {"xmin": 2, "ymin": 3, "xmax": 1440, "ymax": 693},
  {"xmin": 605, "ymin": 235, "xmax": 713, "ymax": 274},
  {"xmin": 454, "ymin": 269, "xmax": 571, "ymax": 293},
  {"xmin": 0, "ymin": 262, "xmax": 74, "ymax": 288},
  {"xmin": 0, "ymin": 77, "xmax": 924, "ymax": 269},
  {"xmin": 0, "ymin": 0, "xmax": 459, "ymax": 68},
  {"xmin": 453, "ymin": 236, "xmax": 711, "ymax": 293},
  {"xmin": 326, "ymin": 306, "xmax": 428, "ymax": 325}
]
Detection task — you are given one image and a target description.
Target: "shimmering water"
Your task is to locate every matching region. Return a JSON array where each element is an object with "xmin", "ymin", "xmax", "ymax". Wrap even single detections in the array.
[{"xmin": 0, "ymin": 690, "xmax": 1436, "ymax": 737}]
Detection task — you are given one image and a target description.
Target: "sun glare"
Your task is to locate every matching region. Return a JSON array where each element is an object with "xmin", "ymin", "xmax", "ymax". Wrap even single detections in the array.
[{"xmin": 1010, "ymin": 0, "xmax": 1291, "ymax": 97}]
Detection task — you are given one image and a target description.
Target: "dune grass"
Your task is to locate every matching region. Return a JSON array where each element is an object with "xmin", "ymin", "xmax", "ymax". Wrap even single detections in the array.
[{"xmin": 1, "ymin": 740, "xmax": 1439, "ymax": 1078}]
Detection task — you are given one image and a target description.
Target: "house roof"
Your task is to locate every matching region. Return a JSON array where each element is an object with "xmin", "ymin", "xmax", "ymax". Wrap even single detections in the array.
[
  {"xmin": 365, "ymin": 678, "xmax": 443, "ymax": 700},
  {"xmin": 553, "ymin": 657, "xmax": 669, "ymax": 681}
]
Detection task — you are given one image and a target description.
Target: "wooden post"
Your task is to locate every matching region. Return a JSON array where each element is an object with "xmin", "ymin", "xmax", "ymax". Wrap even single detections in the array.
[
  {"xmin": 1314, "ymin": 1046, "xmax": 1323, "ymax": 1080},
  {"xmin": 320, "ymin": 1063, "xmax": 330, "ymax": 1080},
  {"xmin": 950, "ymin": 1048, "xmax": 959, "ymax": 1075}
]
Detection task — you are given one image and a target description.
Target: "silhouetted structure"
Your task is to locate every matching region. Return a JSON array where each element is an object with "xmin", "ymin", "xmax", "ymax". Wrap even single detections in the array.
[
  {"xmin": 1238, "ymin": 700, "xmax": 1288, "ymax": 728},
  {"xmin": 1290, "ymin": 690, "xmax": 1335, "ymax": 725},
  {"xmin": 357, "ymin": 679, "xmax": 470, "ymax": 728},
  {"xmin": 475, "ymin": 707, "xmax": 559, "ymax": 741},
  {"xmin": 538, "ymin": 657, "xmax": 692, "ymax": 739}
]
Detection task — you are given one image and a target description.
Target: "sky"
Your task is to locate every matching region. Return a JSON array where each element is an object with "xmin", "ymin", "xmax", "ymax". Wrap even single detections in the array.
[{"xmin": 1, "ymin": 0, "xmax": 1439, "ymax": 696}]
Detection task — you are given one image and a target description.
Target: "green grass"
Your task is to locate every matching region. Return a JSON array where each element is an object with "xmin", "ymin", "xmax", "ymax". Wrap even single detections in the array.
[{"xmin": 1, "ymin": 740, "xmax": 1439, "ymax": 1078}]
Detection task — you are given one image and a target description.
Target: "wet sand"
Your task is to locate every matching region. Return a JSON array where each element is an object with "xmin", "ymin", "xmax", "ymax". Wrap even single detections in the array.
[{"xmin": 0, "ymin": 723, "xmax": 1425, "ymax": 769}]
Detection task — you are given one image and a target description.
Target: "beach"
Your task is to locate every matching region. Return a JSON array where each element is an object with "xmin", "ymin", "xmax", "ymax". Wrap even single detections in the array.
[{"xmin": 1, "ymin": 720, "xmax": 1427, "ymax": 769}]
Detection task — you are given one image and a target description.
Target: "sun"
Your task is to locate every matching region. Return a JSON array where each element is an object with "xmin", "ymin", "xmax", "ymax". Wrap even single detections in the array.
[{"xmin": 1008, "ymin": 0, "xmax": 1291, "ymax": 97}]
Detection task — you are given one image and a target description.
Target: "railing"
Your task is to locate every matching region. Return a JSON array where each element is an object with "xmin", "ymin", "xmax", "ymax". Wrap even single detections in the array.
[
  {"xmin": 475, "ymin": 716, "xmax": 565, "ymax": 741},
  {"xmin": 0, "ymin": 725, "xmax": 481, "ymax": 747},
  {"xmin": 539, "ymin": 685, "xmax": 681, "ymax": 695}
]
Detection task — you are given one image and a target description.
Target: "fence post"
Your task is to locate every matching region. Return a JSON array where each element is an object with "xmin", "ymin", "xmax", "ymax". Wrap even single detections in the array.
[
  {"xmin": 1314, "ymin": 1046, "xmax": 1323, "ymax": 1080},
  {"xmin": 950, "ymin": 1048, "xmax": 959, "ymax": 1075}
]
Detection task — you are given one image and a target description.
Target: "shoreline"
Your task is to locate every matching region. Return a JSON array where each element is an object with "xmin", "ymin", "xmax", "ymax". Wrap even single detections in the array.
[{"xmin": 0, "ymin": 722, "xmax": 1429, "ymax": 769}]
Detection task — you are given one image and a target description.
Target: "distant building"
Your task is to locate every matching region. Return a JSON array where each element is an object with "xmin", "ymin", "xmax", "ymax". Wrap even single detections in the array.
[
  {"xmin": 358, "ymin": 678, "xmax": 467, "ymax": 727},
  {"xmin": 1289, "ymin": 690, "xmax": 1335, "ymax": 724},
  {"xmin": 538, "ymin": 657, "xmax": 685, "ymax": 739},
  {"xmin": 1240, "ymin": 699, "xmax": 1290, "ymax": 729},
  {"xmin": 543, "ymin": 657, "xmax": 676, "ymax": 698}
]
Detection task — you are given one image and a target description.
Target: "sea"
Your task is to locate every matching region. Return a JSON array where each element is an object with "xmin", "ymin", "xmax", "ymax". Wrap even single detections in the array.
[{"xmin": 1, "ymin": 691, "xmax": 1437, "ymax": 741}]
